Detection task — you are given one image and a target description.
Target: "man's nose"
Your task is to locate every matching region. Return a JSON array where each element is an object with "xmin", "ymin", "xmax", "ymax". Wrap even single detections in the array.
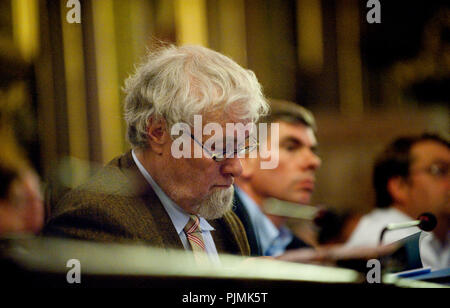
[
  {"xmin": 302, "ymin": 149, "xmax": 321, "ymax": 170},
  {"xmin": 444, "ymin": 174, "xmax": 450, "ymax": 190},
  {"xmin": 221, "ymin": 156, "xmax": 243, "ymax": 178}
]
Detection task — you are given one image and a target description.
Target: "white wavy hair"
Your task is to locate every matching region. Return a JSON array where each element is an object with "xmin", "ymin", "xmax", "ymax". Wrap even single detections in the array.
[{"xmin": 123, "ymin": 44, "xmax": 269, "ymax": 148}]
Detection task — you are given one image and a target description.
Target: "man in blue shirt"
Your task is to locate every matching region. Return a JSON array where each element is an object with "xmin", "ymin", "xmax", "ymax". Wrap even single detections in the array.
[{"xmin": 234, "ymin": 99, "xmax": 321, "ymax": 256}]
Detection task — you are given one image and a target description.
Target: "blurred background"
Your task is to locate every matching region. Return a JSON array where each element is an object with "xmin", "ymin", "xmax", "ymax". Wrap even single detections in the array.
[{"xmin": 0, "ymin": 0, "xmax": 448, "ymax": 227}]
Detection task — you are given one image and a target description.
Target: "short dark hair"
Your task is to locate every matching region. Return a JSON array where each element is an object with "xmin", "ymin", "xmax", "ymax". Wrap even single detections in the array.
[
  {"xmin": 259, "ymin": 99, "xmax": 316, "ymax": 131},
  {"xmin": 373, "ymin": 133, "xmax": 449, "ymax": 208}
]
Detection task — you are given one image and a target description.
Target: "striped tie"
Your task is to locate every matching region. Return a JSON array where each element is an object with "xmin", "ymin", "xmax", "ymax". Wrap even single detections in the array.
[{"xmin": 184, "ymin": 215, "xmax": 208, "ymax": 262}]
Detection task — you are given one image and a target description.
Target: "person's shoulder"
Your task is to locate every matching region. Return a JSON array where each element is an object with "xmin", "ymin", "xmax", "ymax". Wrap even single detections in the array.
[
  {"xmin": 345, "ymin": 208, "xmax": 408, "ymax": 247},
  {"xmin": 345, "ymin": 212, "xmax": 381, "ymax": 247},
  {"xmin": 51, "ymin": 152, "xmax": 143, "ymax": 215},
  {"xmin": 221, "ymin": 210, "xmax": 251, "ymax": 256},
  {"xmin": 42, "ymin": 152, "xmax": 155, "ymax": 241}
]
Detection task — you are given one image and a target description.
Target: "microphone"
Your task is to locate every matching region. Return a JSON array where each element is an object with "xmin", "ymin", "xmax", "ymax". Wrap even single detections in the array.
[
  {"xmin": 378, "ymin": 212, "xmax": 437, "ymax": 245},
  {"xmin": 263, "ymin": 199, "xmax": 349, "ymax": 244},
  {"xmin": 262, "ymin": 198, "xmax": 336, "ymax": 227},
  {"xmin": 263, "ymin": 198, "xmax": 318, "ymax": 220}
]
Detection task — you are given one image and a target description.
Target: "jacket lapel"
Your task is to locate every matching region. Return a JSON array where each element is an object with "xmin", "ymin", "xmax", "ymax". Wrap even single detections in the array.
[{"xmin": 117, "ymin": 151, "xmax": 184, "ymax": 250}]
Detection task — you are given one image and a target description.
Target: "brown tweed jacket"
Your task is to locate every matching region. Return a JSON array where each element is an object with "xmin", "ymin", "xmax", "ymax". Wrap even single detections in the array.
[{"xmin": 44, "ymin": 151, "xmax": 250, "ymax": 256}]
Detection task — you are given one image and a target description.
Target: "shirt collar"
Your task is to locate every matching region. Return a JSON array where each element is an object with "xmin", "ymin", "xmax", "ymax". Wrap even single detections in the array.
[
  {"xmin": 131, "ymin": 149, "xmax": 214, "ymax": 234},
  {"xmin": 235, "ymin": 186, "xmax": 293, "ymax": 254}
]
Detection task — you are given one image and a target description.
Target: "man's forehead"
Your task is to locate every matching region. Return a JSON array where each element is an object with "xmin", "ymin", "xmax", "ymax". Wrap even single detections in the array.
[
  {"xmin": 277, "ymin": 121, "xmax": 317, "ymax": 144},
  {"xmin": 203, "ymin": 115, "xmax": 253, "ymax": 134},
  {"xmin": 411, "ymin": 140, "xmax": 450, "ymax": 165}
]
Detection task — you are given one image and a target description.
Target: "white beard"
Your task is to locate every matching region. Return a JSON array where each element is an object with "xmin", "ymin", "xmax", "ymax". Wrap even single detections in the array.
[{"xmin": 197, "ymin": 185, "xmax": 234, "ymax": 220}]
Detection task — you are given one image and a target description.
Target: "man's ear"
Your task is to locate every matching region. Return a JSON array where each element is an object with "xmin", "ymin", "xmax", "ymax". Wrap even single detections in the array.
[
  {"xmin": 146, "ymin": 117, "xmax": 170, "ymax": 154},
  {"xmin": 387, "ymin": 176, "xmax": 409, "ymax": 205}
]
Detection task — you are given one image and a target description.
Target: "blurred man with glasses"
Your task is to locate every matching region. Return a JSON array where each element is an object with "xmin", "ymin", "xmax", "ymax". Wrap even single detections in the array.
[{"xmin": 346, "ymin": 133, "xmax": 450, "ymax": 269}]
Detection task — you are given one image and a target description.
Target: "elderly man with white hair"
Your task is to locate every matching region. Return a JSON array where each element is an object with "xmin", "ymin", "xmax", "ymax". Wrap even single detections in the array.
[{"xmin": 44, "ymin": 45, "xmax": 269, "ymax": 262}]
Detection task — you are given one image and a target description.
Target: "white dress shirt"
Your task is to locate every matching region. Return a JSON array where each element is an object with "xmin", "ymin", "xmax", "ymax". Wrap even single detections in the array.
[
  {"xmin": 346, "ymin": 207, "xmax": 449, "ymax": 270},
  {"xmin": 132, "ymin": 150, "xmax": 220, "ymax": 264}
]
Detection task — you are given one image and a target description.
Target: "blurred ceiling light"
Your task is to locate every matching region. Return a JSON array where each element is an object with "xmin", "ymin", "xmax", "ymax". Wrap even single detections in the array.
[
  {"xmin": 11, "ymin": 0, "xmax": 39, "ymax": 62},
  {"xmin": 296, "ymin": 0, "xmax": 324, "ymax": 74},
  {"xmin": 174, "ymin": 0, "xmax": 208, "ymax": 46}
]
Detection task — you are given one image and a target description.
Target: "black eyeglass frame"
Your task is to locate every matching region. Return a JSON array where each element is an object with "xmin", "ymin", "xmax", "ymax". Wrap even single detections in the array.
[{"xmin": 189, "ymin": 133, "xmax": 258, "ymax": 162}]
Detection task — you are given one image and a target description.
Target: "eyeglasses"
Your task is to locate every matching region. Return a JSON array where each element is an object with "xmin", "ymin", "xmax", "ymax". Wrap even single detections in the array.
[
  {"xmin": 411, "ymin": 163, "xmax": 449, "ymax": 178},
  {"xmin": 189, "ymin": 133, "xmax": 258, "ymax": 162}
]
